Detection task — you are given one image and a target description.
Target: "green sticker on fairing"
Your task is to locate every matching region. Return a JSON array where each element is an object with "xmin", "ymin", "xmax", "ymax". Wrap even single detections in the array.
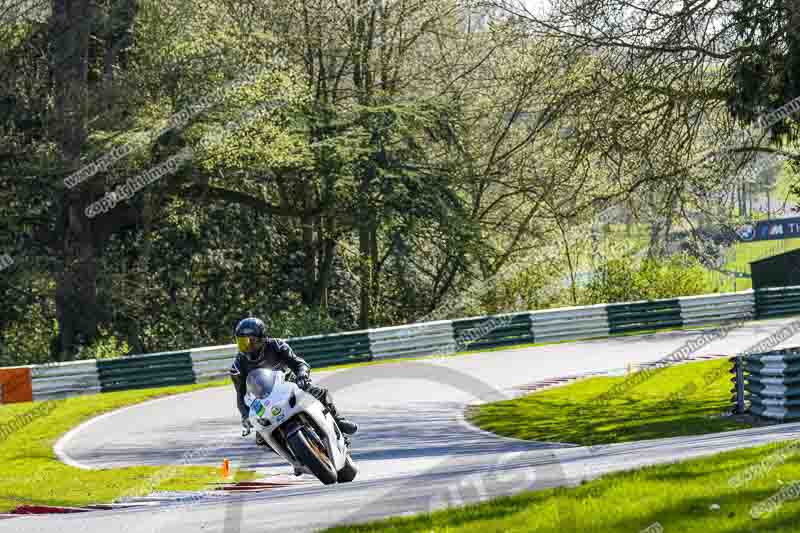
[{"xmin": 254, "ymin": 400, "xmax": 266, "ymax": 417}]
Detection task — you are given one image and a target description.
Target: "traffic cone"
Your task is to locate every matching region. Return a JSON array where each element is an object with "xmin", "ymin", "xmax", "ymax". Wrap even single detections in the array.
[{"xmin": 222, "ymin": 458, "xmax": 230, "ymax": 479}]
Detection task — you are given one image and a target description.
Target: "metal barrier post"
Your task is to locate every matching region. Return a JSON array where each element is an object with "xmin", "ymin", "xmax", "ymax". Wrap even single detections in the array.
[{"xmin": 731, "ymin": 355, "xmax": 745, "ymax": 414}]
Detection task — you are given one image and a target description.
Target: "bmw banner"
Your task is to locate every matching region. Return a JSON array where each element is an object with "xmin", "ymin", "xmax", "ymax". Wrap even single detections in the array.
[{"xmin": 736, "ymin": 217, "xmax": 800, "ymax": 242}]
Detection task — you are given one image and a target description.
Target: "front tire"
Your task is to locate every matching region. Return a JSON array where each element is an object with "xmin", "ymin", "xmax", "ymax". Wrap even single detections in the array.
[{"xmin": 287, "ymin": 427, "xmax": 337, "ymax": 485}]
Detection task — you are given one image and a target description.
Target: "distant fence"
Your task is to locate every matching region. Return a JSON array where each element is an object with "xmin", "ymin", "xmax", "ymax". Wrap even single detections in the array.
[{"xmin": 4, "ymin": 285, "xmax": 798, "ymax": 403}]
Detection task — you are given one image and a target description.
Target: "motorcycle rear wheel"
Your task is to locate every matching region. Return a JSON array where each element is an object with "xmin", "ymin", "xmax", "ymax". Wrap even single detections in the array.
[{"xmin": 288, "ymin": 427, "xmax": 337, "ymax": 485}]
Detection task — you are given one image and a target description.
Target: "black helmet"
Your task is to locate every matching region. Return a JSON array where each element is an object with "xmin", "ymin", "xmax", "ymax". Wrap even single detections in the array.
[{"xmin": 234, "ymin": 317, "xmax": 268, "ymax": 363}]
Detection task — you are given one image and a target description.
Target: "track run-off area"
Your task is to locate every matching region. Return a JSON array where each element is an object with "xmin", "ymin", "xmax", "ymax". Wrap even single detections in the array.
[{"xmin": 7, "ymin": 317, "xmax": 800, "ymax": 532}]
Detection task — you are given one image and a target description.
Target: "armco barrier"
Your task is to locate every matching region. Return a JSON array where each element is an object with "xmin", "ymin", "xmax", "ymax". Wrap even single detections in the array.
[
  {"xmin": 678, "ymin": 292, "xmax": 754, "ymax": 326},
  {"xmin": 606, "ymin": 299, "xmax": 683, "ymax": 334},
  {"xmin": 369, "ymin": 320, "xmax": 455, "ymax": 360},
  {"xmin": 11, "ymin": 286, "xmax": 800, "ymax": 403},
  {"xmin": 190, "ymin": 332, "xmax": 371, "ymax": 382},
  {"xmin": 189, "ymin": 345, "xmax": 238, "ymax": 383},
  {"xmin": 97, "ymin": 351, "xmax": 195, "ymax": 392},
  {"xmin": 755, "ymin": 285, "xmax": 800, "ymax": 319},
  {"xmin": 529, "ymin": 304, "xmax": 609, "ymax": 343},
  {"xmin": 452, "ymin": 312, "xmax": 533, "ymax": 351},
  {"xmin": 288, "ymin": 331, "xmax": 372, "ymax": 367},
  {"xmin": 30, "ymin": 360, "xmax": 100, "ymax": 401}
]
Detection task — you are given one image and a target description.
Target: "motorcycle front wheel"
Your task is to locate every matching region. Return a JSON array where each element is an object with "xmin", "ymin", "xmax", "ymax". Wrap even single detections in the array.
[{"xmin": 288, "ymin": 427, "xmax": 337, "ymax": 485}]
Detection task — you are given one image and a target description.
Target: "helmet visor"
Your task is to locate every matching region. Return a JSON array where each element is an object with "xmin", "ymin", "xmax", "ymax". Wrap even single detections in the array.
[{"xmin": 236, "ymin": 336, "xmax": 259, "ymax": 353}]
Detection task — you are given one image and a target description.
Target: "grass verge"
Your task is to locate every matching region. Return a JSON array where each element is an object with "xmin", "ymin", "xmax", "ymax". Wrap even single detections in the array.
[
  {"xmin": 0, "ymin": 381, "xmax": 255, "ymax": 512},
  {"xmin": 469, "ymin": 358, "xmax": 754, "ymax": 446},
  {"xmin": 325, "ymin": 359, "xmax": 800, "ymax": 533},
  {"xmin": 323, "ymin": 440, "xmax": 800, "ymax": 532}
]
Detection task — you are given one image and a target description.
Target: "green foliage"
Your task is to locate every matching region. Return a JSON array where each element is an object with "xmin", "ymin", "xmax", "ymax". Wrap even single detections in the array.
[
  {"xmin": 75, "ymin": 333, "xmax": 131, "ymax": 360},
  {"xmin": 269, "ymin": 304, "xmax": 339, "ymax": 338},
  {"xmin": 636, "ymin": 254, "xmax": 713, "ymax": 300},
  {"xmin": 584, "ymin": 253, "xmax": 715, "ymax": 304},
  {"xmin": 473, "ymin": 263, "xmax": 567, "ymax": 317},
  {"xmin": 5, "ymin": 0, "xmax": 797, "ymax": 366},
  {"xmin": 0, "ymin": 314, "xmax": 57, "ymax": 368}
]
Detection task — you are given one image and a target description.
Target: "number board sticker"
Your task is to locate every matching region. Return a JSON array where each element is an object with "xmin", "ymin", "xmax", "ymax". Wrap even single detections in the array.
[{"xmin": 253, "ymin": 400, "xmax": 266, "ymax": 417}]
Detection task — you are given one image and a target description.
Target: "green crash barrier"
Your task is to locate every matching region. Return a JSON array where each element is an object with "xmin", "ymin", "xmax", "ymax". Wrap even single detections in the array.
[
  {"xmin": 288, "ymin": 332, "xmax": 373, "ymax": 368},
  {"xmin": 754, "ymin": 286, "xmax": 800, "ymax": 319},
  {"xmin": 98, "ymin": 351, "xmax": 196, "ymax": 392},
  {"xmin": 451, "ymin": 313, "xmax": 533, "ymax": 351},
  {"xmin": 606, "ymin": 299, "xmax": 682, "ymax": 334}
]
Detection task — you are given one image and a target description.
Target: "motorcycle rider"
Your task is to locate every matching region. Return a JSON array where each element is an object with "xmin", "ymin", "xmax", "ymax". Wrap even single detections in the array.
[{"xmin": 230, "ymin": 317, "xmax": 358, "ymax": 448}]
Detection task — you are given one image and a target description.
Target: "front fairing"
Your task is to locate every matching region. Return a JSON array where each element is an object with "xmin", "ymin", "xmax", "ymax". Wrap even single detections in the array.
[{"xmin": 248, "ymin": 382, "xmax": 296, "ymax": 427}]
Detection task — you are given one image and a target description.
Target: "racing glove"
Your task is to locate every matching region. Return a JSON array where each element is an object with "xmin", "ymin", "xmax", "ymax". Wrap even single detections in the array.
[
  {"xmin": 295, "ymin": 372, "xmax": 311, "ymax": 390},
  {"xmin": 241, "ymin": 415, "xmax": 253, "ymax": 436}
]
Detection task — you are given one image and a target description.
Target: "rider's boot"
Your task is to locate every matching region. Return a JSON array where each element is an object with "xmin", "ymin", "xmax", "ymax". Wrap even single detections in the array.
[
  {"xmin": 328, "ymin": 403, "xmax": 357, "ymax": 435},
  {"xmin": 334, "ymin": 415, "xmax": 358, "ymax": 435},
  {"xmin": 314, "ymin": 388, "xmax": 358, "ymax": 435}
]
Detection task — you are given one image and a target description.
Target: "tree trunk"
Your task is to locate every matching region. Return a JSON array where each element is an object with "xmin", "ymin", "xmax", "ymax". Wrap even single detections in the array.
[
  {"xmin": 369, "ymin": 219, "xmax": 379, "ymax": 315},
  {"xmin": 358, "ymin": 185, "xmax": 372, "ymax": 328},
  {"xmin": 556, "ymin": 219, "xmax": 578, "ymax": 305},
  {"xmin": 51, "ymin": 0, "xmax": 96, "ymax": 360},
  {"xmin": 352, "ymin": 2, "xmax": 376, "ymax": 330},
  {"xmin": 302, "ymin": 177, "xmax": 316, "ymax": 306},
  {"xmin": 315, "ymin": 219, "xmax": 336, "ymax": 310}
]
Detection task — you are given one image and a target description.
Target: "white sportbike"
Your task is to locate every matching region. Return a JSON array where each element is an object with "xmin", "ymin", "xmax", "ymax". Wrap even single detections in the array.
[{"xmin": 243, "ymin": 368, "xmax": 358, "ymax": 485}]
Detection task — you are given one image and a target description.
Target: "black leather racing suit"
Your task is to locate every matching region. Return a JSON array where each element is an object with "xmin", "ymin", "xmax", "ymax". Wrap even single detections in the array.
[{"xmin": 229, "ymin": 337, "xmax": 342, "ymax": 422}]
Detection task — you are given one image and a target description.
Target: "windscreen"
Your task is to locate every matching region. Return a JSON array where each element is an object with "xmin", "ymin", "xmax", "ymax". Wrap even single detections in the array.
[{"xmin": 245, "ymin": 368, "xmax": 280, "ymax": 398}]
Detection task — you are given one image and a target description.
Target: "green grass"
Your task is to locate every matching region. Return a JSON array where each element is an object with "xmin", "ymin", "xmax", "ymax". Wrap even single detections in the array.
[
  {"xmin": 323, "ymin": 359, "xmax": 800, "ymax": 533},
  {"xmin": 469, "ymin": 359, "xmax": 752, "ymax": 446},
  {"xmin": 323, "ymin": 441, "xmax": 800, "ymax": 532},
  {"xmin": 0, "ymin": 380, "xmax": 255, "ymax": 512}
]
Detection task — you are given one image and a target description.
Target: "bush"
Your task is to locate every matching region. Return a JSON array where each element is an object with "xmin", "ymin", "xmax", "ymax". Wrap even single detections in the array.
[
  {"xmin": 75, "ymin": 333, "xmax": 131, "ymax": 360},
  {"xmin": 268, "ymin": 304, "xmax": 339, "ymax": 338},
  {"xmin": 636, "ymin": 254, "xmax": 712, "ymax": 300},
  {"xmin": 583, "ymin": 252, "xmax": 714, "ymax": 304}
]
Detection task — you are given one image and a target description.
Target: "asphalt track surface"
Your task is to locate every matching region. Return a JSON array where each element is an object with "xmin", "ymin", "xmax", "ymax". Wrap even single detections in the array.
[{"xmin": 9, "ymin": 317, "xmax": 800, "ymax": 532}]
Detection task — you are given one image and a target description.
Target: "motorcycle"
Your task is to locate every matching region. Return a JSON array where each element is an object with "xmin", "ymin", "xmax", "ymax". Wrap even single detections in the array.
[{"xmin": 242, "ymin": 368, "xmax": 358, "ymax": 485}]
